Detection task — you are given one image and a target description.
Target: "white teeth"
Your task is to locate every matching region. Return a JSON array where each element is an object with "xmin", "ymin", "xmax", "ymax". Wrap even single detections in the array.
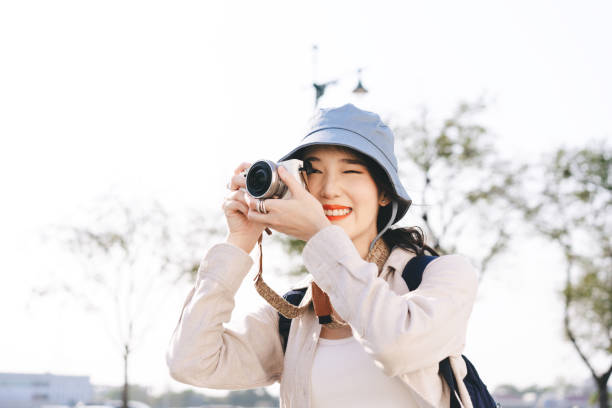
[{"xmin": 324, "ymin": 208, "xmax": 351, "ymax": 216}]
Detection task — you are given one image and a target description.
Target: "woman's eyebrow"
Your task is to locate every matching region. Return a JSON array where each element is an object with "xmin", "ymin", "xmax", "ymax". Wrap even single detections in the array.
[
  {"xmin": 303, "ymin": 156, "xmax": 320, "ymax": 162},
  {"xmin": 303, "ymin": 156, "xmax": 365, "ymax": 165},
  {"xmin": 341, "ymin": 158, "xmax": 366, "ymax": 165}
]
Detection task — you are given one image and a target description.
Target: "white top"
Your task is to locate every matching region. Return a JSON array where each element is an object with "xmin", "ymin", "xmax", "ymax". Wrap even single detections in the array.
[
  {"xmin": 166, "ymin": 225, "xmax": 475, "ymax": 407},
  {"xmin": 311, "ymin": 335, "xmax": 420, "ymax": 407}
]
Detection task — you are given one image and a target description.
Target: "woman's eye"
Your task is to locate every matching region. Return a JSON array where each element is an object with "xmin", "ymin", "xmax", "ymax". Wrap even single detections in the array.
[{"xmin": 307, "ymin": 169, "xmax": 362, "ymax": 174}]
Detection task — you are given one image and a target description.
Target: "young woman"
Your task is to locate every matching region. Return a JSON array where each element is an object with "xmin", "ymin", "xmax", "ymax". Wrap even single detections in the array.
[{"xmin": 166, "ymin": 104, "xmax": 479, "ymax": 408}]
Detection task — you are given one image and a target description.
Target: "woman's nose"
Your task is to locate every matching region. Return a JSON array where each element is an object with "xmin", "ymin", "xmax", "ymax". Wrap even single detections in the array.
[{"xmin": 319, "ymin": 173, "xmax": 341, "ymax": 199}]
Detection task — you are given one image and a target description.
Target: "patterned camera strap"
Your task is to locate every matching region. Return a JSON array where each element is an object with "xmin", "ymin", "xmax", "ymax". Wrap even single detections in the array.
[{"xmin": 254, "ymin": 232, "xmax": 391, "ymax": 326}]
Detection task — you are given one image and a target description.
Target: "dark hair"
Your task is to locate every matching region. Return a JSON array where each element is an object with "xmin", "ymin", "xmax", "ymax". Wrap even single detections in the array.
[{"xmin": 298, "ymin": 145, "xmax": 439, "ymax": 257}]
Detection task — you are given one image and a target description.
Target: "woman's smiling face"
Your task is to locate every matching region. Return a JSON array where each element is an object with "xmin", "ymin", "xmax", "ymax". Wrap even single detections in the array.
[{"xmin": 301, "ymin": 145, "xmax": 388, "ymax": 251}]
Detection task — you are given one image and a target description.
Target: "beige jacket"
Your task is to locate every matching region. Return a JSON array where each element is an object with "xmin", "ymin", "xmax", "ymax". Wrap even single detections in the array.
[{"xmin": 166, "ymin": 225, "xmax": 479, "ymax": 407}]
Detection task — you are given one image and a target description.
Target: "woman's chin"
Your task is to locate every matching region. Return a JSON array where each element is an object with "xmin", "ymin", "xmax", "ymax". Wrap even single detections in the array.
[{"xmin": 331, "ymin": 222, "xmax": 352, "ymax": 236}]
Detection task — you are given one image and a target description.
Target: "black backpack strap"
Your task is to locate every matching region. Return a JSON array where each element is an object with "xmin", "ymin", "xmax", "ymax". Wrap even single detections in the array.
[
  {"xmin": 461, "ymin": 355, "xmax": 498, "ymax": 407},
  {"xmin": 402, "ymin": 255, "xmax": 497, "ymax": 407},
  {"xmin": 402, "ymin": 256, "xmax": 463, "ymax": 406},
  {"xmin": 439, "ymin": 357, "xmax": 462, "ymax": 408},
  {"xmin": 401, "ymin": 254, "xmax": 438, "ymax": 291},
  {"xmin": 278, "ymin": 287, "xmax": 308, "ymax": 353}
]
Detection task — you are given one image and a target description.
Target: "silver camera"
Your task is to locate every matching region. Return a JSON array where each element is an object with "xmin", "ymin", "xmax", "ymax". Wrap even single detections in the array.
[{"xmin": 242, "ymin": 159, "xmax": 307, "ymax": 199}]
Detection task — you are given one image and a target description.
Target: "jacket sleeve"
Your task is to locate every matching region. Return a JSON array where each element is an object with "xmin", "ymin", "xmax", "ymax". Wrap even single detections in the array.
[
  {"xmin": 302, "ymin": 225, "xmax": 478, "ymax": 376},
  {"xmin": 165, "ymin": 242, "xmax": 284, "ymax": 389}
]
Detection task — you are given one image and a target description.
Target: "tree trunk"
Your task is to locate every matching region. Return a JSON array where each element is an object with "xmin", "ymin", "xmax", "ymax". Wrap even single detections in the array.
[
  {"xmin": 122, "ymin": 344, "xmax": 129, "ymax": 408},
  {"xmin": 561, "ymin": 255, "xmax": 612, "ymax": 408},
  {"xmin": 596, "ymin": 373, "xmax": 610, "ymax": 408}
]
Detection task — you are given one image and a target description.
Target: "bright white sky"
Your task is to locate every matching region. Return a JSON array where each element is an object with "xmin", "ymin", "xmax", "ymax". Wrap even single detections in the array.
[{"xmin": 1, "ymin": 0, "xmax": 611, "ymax": 400}]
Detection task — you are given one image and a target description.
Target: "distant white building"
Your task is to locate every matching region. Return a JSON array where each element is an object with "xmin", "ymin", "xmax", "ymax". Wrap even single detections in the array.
[{"xmin": 0, "ymin": 372, "xmax": 92, "ymax": 408}]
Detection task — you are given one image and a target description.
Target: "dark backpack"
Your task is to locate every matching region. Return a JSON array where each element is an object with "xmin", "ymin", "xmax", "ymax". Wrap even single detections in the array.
[{"xmin": 278, "ymin": 255, "xmax": 498, "ymax": 408}]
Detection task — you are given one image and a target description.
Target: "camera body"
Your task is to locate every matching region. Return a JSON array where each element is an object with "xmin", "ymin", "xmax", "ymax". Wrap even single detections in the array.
[{"xmin": 242, "ymin": 159, "xmax": 306, "ymax": 199}]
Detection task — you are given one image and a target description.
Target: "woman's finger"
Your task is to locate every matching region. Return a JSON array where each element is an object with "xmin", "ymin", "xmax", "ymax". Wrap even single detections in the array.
[
  {"xmin": 228, "ymin": 172, "xmax": 248, "ymax": 191},
  {"xmin": 246, "ymin": 196, "xmax": 257, "ymax": 211},
  {"xmin": 278, "ymin": 165, "xmax": 305, "ymax": 197},
  {"xmin": 244, "ymin": 193, "xmax": 256, "ymax": 209},
  {"xmin": 247, "ymin": 196, "xmax": 282, "ymax": 214},
  {"xmin": 247, "ymin": 208, "xmax": 273, "ymax": 225},
  {"xmin": 227, "ymin": 162, "xmax": 251, "ymax": 190},
  {"xmin": 247, "ymin": 197, "xmax": 265, "ymax": 212},
  {"xmin": 234, "ymin": 162, "xmax": 251, "ymax": 175},
  {"xmin": 225, "ymin": 189, "xmax": 247, "ymax": 202},
  {"xmin": 223, "ymin": 198, "xmax": 249, "ymax": 215}
]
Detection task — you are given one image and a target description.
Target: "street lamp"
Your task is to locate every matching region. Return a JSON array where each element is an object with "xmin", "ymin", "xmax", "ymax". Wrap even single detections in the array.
[
  {"xmin": 311, "ymin": 45, "xmax": 369, "ymax": 108},
  {"xmin": 352, "ymin": 68, "xmax": 368, "ymax": 94}
]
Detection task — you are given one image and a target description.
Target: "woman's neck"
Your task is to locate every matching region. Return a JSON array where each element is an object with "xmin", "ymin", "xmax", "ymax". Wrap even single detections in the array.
[
  {"xmin": 353, "ymin": 234, "xmax": 377, "ymax": 260},
  {"xmin": 354, "ymin": 239, "xmax": 368, "ymax": 259}
]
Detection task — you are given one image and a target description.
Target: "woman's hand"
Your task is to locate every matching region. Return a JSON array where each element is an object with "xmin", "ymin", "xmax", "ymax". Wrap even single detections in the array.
[
  {"xmin": 246, "ymin": 166, "xmax": 331, "ymax": 241},
  {"xmin": 222, "ymin": 162, "xmax": 269, "ymax": 253}
]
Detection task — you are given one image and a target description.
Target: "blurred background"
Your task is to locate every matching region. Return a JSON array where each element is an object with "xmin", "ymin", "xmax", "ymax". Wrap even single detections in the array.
[{"xmin": 1, "ymin": 0, "xmax": 610, "ymax": 407}]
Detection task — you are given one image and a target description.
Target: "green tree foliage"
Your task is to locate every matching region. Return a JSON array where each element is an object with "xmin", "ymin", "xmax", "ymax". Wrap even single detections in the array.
[
  {"xmin": 273, "ymin": 234, "xmax": 307, "ymax": 276},
  {"xmin": 275, "ymin": 100, "xmax": 523, "ymax": 280},
  {"xmin": 32, "ymin": 196, "xmax": 220, "ymax": 408},
  {"xmin": 393, "ymin": 99, "xmax": 525, "ymax": 278},
  {"xmin": 519, "ymin": 141, "xmax": 611, "ymax": 408}
]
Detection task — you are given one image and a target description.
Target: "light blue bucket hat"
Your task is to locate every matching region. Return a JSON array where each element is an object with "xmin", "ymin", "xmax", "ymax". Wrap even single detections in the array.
[{"xmin": 278, "ymin": 103, "xmax": 412, "ymax": 250}]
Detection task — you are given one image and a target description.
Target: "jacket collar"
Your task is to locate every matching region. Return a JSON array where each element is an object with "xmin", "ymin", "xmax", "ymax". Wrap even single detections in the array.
[
  {"xmin": 379, "ymin": 245, "xmax": 417, "ymax": 280},
  {"xmin": 290, "ymin": 245, "xmax": 417, "ymax": 306}
]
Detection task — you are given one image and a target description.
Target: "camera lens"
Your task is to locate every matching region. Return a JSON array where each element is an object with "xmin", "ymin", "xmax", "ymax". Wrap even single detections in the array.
[{"xmin": 246, "ymin": 161, "xmax": 273, "ymax": 197}]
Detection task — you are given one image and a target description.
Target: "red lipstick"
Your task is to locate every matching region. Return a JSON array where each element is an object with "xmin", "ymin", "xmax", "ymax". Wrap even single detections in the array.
[
  {"xmin": 322, "ymin": 204, "xmax": 351, "ymax": 210},
  {"xmin": 322, "ymin": 204, "xmax": 352, "ymax": 220}
]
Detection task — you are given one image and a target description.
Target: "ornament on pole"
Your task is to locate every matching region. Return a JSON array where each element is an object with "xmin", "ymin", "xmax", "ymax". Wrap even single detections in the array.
[
  {"xmin": 352, "ymin": 68, "xmax": 368, "ymax": 94},
  {"xmin": 311, "ymin": 45, "xmax": 369, "ymax": 108},
  {"xmin": 312, "ymin": 45, "xmax": 339, "ymax": 108}
]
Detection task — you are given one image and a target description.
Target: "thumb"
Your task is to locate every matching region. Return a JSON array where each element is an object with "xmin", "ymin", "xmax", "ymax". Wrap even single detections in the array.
[{"xmin": 278, "ymin": 165, "xmax": 305, "ymax": 197}]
